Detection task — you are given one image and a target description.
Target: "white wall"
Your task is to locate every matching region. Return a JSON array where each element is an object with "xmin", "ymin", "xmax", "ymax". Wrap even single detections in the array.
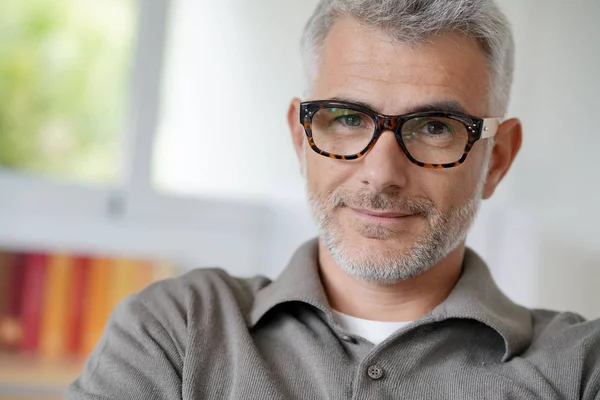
[{"xmin": 489, "ymin": 0, "xmax": 600, "ymax": 317}]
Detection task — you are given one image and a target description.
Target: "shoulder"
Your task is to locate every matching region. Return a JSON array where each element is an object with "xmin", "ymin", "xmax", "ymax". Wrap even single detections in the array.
[
  {"xmin": 133, "ymin": 267, "xmax": 272, "ymax": 322},
  {"xmin": 529, "ymin": 309, "xmax": 600, "ymax": 353},
  {"xmin": 137, "ymin": 267, "xmax": 271, "ymax": 307},
  {"xmin": 70, "ymin": 268, "xmax": 268, "ymax": 398},
  {"xmin": 530, "ymin": 308, "xmax": 600, "ymax": 343},
  {"xmin": 112, "ymin": 268, "xmax": 271, "ymax": 351},
  {"xmin": 528, "ymin": 309, "xmax": 600, "ymax": 398}
]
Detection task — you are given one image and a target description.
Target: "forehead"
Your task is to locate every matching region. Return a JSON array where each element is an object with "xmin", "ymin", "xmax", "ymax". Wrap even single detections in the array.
[{"xmin": 312, "ymin": 17, "xmax": 491, "ymax": 116}]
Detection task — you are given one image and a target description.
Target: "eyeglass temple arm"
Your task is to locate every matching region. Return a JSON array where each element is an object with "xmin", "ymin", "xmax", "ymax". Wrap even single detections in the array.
[{"xmin": 481, "ymin": 118, "xmax": 502, "ymax": 139}]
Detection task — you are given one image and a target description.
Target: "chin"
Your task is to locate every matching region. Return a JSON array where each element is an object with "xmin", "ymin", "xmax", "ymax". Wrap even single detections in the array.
[
  {"xmin": 321, "ymin": 224, "xmax": 434, "ymax": 283},
  {"xmin": 343, "ymin": 230, "xmax": 415, "ymax": 260},
  {"xmin": 349, "ymin": 215, "xmax": 422, "ymax": 249}
]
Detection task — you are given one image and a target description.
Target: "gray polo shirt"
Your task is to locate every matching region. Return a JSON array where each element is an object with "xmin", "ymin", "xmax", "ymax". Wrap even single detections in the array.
[{"xmin": 68, "ymin": 240, "xmax": 600, "ymax": 399}]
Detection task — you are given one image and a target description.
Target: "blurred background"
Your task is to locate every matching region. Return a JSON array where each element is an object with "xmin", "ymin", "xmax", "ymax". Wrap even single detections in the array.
[{"xmin": 0, "ymin": 0, "xmax": 599, "ymax": 398}]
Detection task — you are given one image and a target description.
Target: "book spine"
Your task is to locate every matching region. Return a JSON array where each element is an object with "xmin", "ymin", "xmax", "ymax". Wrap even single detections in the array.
[
  {"xmin": 0, "ymin": 251, "xmax": 18, "ymax": 350},
  {"xmin": 151, "ymin": 260, "xmax": 179, "ymax": 283},
  {"xmin": 65, "ymin": 256, "xmax": 90, "ymax": 356},
  {"xmin": 6, "ymin": 254, "xmax": 26, "ymax": 318},
  {"xmin": 20, "ymin": 253, "xmax": 49, "ymax": 353},
  {"xmin": 135, "ymin": 259, "xmax": 154, "ymax": 293},
  {"xmin": 81, "ymin": 257, "xmax": 111, "ymax": 356},
  {"xmin": 39, "ymin": 253, "xmax": 72, "ymax": 358},
  {"xmin": 0, "ymin": 252, "xmax": 14, "ymax": 318},
  {"xmin": 108, "ymin": 257, "xmax": 134, "ymax": 311}
]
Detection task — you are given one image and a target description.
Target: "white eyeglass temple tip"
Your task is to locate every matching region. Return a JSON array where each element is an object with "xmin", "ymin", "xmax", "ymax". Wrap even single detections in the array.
[{"xmin": 481, "ymin": 118, "xmax": 501, "ymax": 139}]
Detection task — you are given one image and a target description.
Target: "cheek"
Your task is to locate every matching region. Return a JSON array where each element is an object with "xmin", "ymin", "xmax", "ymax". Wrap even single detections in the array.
[
  {"xmin": 419, "ymin": 170, "xmax": 480, "ymax": 211},
  {"xmin": 306, "ymin": 153, "xmax": 354, "ymax": 195},
  {"xmin": 419, "ymin": 143, "xmax": 491, "ymax": 209}
]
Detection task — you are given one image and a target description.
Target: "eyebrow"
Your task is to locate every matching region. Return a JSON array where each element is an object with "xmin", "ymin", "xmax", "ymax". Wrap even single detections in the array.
[{"xmin": 327, "ymin": 96, "xmax": 470, "ymax": 116}]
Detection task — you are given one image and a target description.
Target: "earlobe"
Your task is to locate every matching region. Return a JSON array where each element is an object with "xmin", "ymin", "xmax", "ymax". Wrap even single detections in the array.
[{"xmin": 482, "ymin": 118, "xmax": 522, "ymax": 199}]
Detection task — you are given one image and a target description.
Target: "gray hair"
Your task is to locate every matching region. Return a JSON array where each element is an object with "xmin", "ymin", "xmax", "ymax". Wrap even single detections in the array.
[{"xmin": 301, "ymin": 0, "xmax": 514, "ymax": 116}]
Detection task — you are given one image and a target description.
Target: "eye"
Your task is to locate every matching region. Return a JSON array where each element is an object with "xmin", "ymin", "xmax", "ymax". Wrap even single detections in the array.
[
  {"xmin": 312, "ymin": 107, "xmax": 374, "ymax": 134},
  {"xmin": 335, "ymin": 115, "xmax": 363, "ymax": 127},
  {"xmin": 402, "ymin": 116, "xmax": 465, "ymax": 146},
  {"xmin": 424, "ymin": 120, "xmax": 452, "ymax": 136}
]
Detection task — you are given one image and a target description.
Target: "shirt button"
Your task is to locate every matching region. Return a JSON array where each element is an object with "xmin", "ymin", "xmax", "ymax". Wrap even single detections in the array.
[
  {"xmin": 367, "ymin": 365, "xmax": 384, "ymax": 380},
  {"xmin": 340, "ymin": 334, "xmax": 356, "ymax": 343}
]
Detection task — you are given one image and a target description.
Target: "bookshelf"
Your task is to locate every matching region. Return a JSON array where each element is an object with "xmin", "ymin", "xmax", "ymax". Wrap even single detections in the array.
[
  {"xmin": 0, "ymin": 353, "xmax": 83, "ymax": 399},
  {"xmin": 0, "ymin": 249, "xmax": 180, "ymax": 400}
]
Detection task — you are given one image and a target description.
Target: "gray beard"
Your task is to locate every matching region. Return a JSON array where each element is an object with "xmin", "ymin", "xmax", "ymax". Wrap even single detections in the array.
[{"xmin": 308, "ymin": 184, "xmax": 484, "ymax": 285}]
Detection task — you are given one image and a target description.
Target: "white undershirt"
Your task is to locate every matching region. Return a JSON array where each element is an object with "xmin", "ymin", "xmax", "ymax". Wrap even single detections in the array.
[{"xmin": 333, "ymin": 310, "xmax": 413, "ymax": 345}]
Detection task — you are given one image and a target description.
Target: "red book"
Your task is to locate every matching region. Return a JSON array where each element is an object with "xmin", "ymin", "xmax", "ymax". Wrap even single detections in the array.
[
  {"xmin": 0, "ymin": 252, "xmax": 18, "ymax": 350},
  {"xmin": 6, "ymin": 254, "xmax": 26, "ymax": 317},
  {"xmin": 0, "ymin": 253, "xmax": 27, "ymax": 350},
  {"xmin": 20, "ymin": 253, "xmax": 49, "ymax": 353},
  {"xmin": 65, "ymin": 256, "xmax": 91, "ymax": 356},
  {"xmin": 0, "ymin": 252, "xmax": 15, "ymax": 317}
]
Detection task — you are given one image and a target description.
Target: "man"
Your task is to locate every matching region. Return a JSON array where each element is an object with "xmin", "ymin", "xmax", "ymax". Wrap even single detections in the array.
[{"xmin": 69, "ymin": 0, "xmax": 600, "ymax": 399}]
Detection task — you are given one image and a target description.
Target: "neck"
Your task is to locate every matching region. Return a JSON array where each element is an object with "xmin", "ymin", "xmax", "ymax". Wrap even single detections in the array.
[{"xmin": 318, "ymin": 240, "xmax": 466, "ymax": 322}]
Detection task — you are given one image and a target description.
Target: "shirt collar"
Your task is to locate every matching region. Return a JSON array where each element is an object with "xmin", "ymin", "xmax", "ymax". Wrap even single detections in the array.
[
  {"xmin": 249, "ymin": 239, "xmax": 333, "ymax": 327},
  {"xmin": 249, "ymin": 238, "xmax": 532, "ymax": 361}
]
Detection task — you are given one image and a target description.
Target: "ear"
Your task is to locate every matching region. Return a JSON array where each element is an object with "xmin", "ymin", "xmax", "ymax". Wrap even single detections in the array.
[
  {"xmin": 482, "ymin": 118, "xmax": 522, "ymax": 199},
  {"xmin": 287, "ymin": 98, "xmax": 306, "ymax": 173}
]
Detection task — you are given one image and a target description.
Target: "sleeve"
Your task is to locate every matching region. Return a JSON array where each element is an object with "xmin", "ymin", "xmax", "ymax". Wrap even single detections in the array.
[
  {"xmin": 592, "ymin": 370, "xmax": 600, "ymax": 400},
  {"xmin": 67, "ymin": 293, "xmax": 184, "ymax": 400},
  {"xmin": 583, "ymin": 322, "xmax": 600, "ymax": 400}
]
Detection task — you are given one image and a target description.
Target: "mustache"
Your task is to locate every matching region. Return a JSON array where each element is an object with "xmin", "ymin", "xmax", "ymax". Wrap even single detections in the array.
[{"xmin": 328, "ymin": 188, "xmax": 436, "ymax": 217}]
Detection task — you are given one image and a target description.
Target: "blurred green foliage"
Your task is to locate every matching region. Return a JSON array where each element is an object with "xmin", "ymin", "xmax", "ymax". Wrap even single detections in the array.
[{"xmin": 0, "ymin": 0, "xmax": 136, "ymax": 184}]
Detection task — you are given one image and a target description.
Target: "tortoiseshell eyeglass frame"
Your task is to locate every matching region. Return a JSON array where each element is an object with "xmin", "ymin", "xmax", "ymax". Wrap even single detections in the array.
[{"xmin": 299, "ymin": 100, "xmax": 501, "ymax": 169}]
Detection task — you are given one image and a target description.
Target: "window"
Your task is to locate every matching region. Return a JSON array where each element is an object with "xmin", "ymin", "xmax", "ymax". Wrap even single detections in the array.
[
  {"xmin": 0, "ymin": 0, "xmax": 137, "ymax": 186},
  {"xmin": 0, "ymin": 0, "xmax": 302, "ymax": 274}
]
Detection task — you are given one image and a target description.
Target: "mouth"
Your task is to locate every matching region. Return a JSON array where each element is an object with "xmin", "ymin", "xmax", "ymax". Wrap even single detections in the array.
[{"xmin": 349, "ymin": 208, "xmax": 417, "ymax": 223}]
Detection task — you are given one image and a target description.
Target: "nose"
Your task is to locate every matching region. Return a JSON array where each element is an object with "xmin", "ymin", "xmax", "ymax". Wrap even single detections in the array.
[{"xmin": 359, "ymin": 130, "xmax": 410, "ymax": 192}]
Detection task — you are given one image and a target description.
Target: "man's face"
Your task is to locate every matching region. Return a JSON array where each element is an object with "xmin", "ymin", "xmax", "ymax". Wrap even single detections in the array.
[{"xmin": 290, "ymin": 17, "xmax": 501, "ymax": 284}]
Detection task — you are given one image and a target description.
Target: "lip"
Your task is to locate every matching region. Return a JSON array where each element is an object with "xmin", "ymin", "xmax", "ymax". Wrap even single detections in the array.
[{"xmin": 350, "ymin": 208, "xmax": 415, "ymax": 221}]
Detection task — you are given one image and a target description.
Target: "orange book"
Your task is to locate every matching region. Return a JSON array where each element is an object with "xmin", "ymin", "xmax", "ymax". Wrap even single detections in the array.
[
  {"xmin": 151, "ymin": 259, "xmax": 179, "ymax": 284},
  {"xmin": 39, "ymin": 253, "xmax": 73, "ymax": 358},
  {"xmin": 108, "ymin": 257, "xmax": 136, "ymax": 312},
  {"xmin": 80, "ymin": 257, "xmax": 111, "ymax": 356},
  {"xmin": 65, "ymin": 256, "xmax": 91, "ymax": 356},
  {"xmin": 134, "ymin": 259, "xmax": 154, "ymax": 292}
]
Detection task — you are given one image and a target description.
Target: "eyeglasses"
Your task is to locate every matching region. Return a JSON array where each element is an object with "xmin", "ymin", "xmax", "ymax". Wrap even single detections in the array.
[{"xmin": 299, "ymin": 100, "xmax": 501, "ymax": 169}]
